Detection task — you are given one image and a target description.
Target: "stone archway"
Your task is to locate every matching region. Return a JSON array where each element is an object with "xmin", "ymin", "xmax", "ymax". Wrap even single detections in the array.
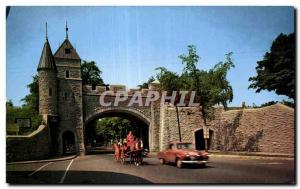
[
  {"xmin": 83, "ymin": 107, "xmax": 151, "ymax": 153},
  {"xmin": 62, "ymin": 131, "xmax": 76, "ymax": 155},
  {"xmin": 84, "ymin": 107, "xmax": 151, "ymax": 126},
  {"xmin": 194, "ymin": 128, "xmax": 214, "ymax": 150}
]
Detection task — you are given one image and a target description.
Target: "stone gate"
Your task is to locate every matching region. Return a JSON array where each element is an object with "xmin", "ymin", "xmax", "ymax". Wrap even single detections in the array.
[{"xmin": 37, "ymin": 28, "xmax": 166, "ymax": 155}]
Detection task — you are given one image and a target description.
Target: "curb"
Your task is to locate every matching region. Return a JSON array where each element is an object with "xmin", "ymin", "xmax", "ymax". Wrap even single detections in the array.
[
  {"xmin": 148, "ymin": 152, "xmax": 294, "ymax": 159},
  {"xmin": 7, "ymin": 155, "xmax": 77, "ymax": 165},
  {"xmin": 209, "ymin": 151, "xmax": 294, "ymax": 158},
  {"xmin": 208, "ymin": 154, "xmax": 294, "ymax": 159}
]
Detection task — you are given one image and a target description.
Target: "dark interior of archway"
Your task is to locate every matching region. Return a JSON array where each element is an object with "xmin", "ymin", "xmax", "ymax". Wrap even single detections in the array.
[
  {"xmin": 195, "ymin": 129, "xmax": 213, "ymax": 150},
  {"xmin": 85, "ymin": 112, "xmax": 149, "ymax": 154},
  {"xmin": 195, "ymin": 130, "xmax": 205, "ymax": 150},
  {"xmin": 62, "ymin": 131, "xmax": 76, "ymax": 155}
]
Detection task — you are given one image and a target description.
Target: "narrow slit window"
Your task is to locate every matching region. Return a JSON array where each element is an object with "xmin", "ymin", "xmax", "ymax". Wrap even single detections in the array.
[
  {"xmin": 49, "ymin": 88, "xmax": 52, "ymax": 96},
  {"xmin": 66, "ymin": 70, "xmax": 69, "ymax": 78},
  {"xmin": 72, "ymin": 93, "xmax": 75, "ymax": 102},
  {"xmin": 64, "ymin": 92, "xmax": 68, "ymax": 100}
]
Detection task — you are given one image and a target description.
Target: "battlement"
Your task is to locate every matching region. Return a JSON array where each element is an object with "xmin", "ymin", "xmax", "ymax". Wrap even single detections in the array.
[{"xmin": 83, "ymin": 84, "xmax": 153, "ymax": 96}]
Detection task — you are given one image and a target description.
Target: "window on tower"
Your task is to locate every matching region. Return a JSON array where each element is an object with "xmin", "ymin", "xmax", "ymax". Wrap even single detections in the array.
[
  {"xmin": 49, "ymin": 88, "xmax": 52, "ymax": 96},
  {"xmin": 72, "ymin": 93, "xmax": 75, "ymax": 102},
  {"xmin": 66, "ymin": 70, "xmax": 70, "ymax": 78},
  {"xmin": 64, "ymin": 92, "xmax": 68, "ymax": 100},
  {"xmin": 65, "ymin": 48, "xmax": 71, "ymax": 54}
]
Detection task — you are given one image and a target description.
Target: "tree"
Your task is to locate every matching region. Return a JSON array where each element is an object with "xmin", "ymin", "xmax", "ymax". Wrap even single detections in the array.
[
  {"xmin": 249, "ymin": 33, "xmax": 295, "ymax": 100},
  {"xmin": 94, "ymin": 117, "xmax": 136, "ymax": 143},
  {"xmin": 155, "ymin": 45, "xmax": 235, "ymax": 149},
  {"xmin": 138, "ymin": 76, "xmax": 155, "ymax": 89},
  {"xmin": 177, "ymin": 45, "xmax": 234, "ymax": 123},
  {"xmin": 6, "ymin": 100, "xmax": 13, "ymax": 107},
  {"xmin": 155, "ymin": 67, "xmax": 182, "ymax": 95},
  {"xmin": 81, "ymin": 60, "xmax": 105, "ymax": 87},
  {"xmin": 21, "ymin": 75, "xmax": 39, "ymax": 112}
]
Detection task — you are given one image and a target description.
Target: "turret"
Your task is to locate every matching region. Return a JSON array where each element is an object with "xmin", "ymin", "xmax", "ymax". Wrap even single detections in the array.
[{"xmin": 37, "ymin": 23, "xmax": 58, "ymax": 117}]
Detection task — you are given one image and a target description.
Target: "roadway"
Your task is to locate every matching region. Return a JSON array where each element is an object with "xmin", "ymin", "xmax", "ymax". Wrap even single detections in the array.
[{"xmin": 7, "ymin": 153, "xmax": 295, "ymax": 184}]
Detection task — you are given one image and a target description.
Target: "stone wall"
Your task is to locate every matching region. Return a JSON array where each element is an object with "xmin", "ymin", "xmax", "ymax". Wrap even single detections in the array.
[
  {"xmin": 158, "ymin": 104, "xmax": 294, "ymax": 154},
  {"xmin": 159, "ymin": 104, "xmax": 205, "ymax": 150},
  {"xmin": 6, "ymin": 125, "xmax": 51, "ymax": 162},
  {"xmin": 210, "ymin": 104, "xmax": 294, "ymax": 154}
]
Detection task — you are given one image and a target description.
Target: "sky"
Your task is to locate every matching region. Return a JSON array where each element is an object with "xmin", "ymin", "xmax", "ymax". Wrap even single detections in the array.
[{"xmin": 6, "ymin": 6, "xmax": 294, "ymax": 107}]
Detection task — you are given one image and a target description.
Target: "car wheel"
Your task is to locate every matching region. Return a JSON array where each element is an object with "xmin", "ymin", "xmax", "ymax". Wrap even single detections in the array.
[
  {"xmin": 159, "ymin": 158, "xmax": 165, "ymax": 164},
  {"xmin": 200, "ymin": 163, "xmax": 206, "ymax": 168},
  {"xmin": 176, "ymin": 159, "xmax": 182, "ymax": 168}
]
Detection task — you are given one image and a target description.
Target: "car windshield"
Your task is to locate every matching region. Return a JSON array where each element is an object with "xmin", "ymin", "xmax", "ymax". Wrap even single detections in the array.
[{"xmin": 177, "ymin": 143, "xmax": 194, "ymax": 150}]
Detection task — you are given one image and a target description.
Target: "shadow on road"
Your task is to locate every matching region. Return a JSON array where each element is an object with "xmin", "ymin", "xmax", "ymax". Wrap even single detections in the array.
[
  {"xmin": 7, "ymin": 170, "xmax": 152, "ymax": 184},
  {"xmin": 85, "ymin": 150, "xmax": 114, "ymax": 155}
]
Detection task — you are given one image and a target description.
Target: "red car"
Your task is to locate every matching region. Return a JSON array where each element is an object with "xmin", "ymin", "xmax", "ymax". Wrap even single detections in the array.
[{"xmin": 157, "ymin": 141, "xmax": 209, "ymax": 168}]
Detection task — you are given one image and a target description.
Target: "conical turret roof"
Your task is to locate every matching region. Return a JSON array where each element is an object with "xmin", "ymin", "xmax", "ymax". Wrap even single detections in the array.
[{"xmin": 37, "ymin": 39, "xmax": 57, "ymax": 71}]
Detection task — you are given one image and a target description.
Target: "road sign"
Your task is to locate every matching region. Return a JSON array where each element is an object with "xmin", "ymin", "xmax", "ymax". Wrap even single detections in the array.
[{"xmin": 203, "ymin": 128, "xmax": 210, "ymax": 139}]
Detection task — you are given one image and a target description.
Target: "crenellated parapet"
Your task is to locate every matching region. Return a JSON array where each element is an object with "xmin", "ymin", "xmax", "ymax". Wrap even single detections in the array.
[
  {"xmin": 83, "ymin": 80, "xmax": 160, "ymax": 96},
  {"xmin": 83, "ymin": 85, "xmax": 107, "ymax": 95}
]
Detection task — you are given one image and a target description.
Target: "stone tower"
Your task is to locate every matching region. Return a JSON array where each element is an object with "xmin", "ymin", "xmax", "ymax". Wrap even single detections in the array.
[
  {"xmin": 53, "ymin": 23, "xmax": 84, "ymax": 155},
  {"xmin": 37, "ymin": 29, "xmax": 58, "ymax": 119}
]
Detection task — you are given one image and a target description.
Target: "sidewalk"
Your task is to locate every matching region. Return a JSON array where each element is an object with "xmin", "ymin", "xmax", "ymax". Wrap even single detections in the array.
[
  {"xmin": 209, "ymin": 150, "xmax": 294, "ymax": 158},
  {"xmin": 7, "ymin": 154, "xmax": 77, "ymax": 165}
]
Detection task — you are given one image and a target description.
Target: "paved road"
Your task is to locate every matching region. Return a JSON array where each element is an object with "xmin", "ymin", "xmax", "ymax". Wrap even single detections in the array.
[{"xmin": 7, "ymin": 154, "xmax": 295, "ymax": 184}]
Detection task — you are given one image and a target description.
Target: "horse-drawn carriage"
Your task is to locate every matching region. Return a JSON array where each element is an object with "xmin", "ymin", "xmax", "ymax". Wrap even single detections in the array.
[{"xmin": 113, "ymin": 132, "xmax": 145, "ymax": 166}]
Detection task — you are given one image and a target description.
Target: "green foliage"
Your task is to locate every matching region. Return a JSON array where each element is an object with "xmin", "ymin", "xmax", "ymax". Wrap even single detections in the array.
[
  {"xmin": 95, "ymin": 117, "xmax": 132, "ymax": 140},
  {"xmin": 8, "ymin": 74, "xmax": 41, "ymax": 135},
  {"xmin": 21, "ymin": 75, "xmax": 39, "ymax": 112},
  {"xmin": 155, "ymin": 45, "xmax": 235, "ymax": 124},
  {"xmin": 281, "ymin": 100, "xmax": 294, "ymax": 108},
  {"xmin": 81, "ymin": 60, "xmax": 105, "ymax": 87},
  {"xmin": 6, "ymin": 100, "xmax": 13, "ymax": 107},
  {"xmin": 138, "ymin": 76, "xmax": 155, "ymax": 89},
  {"xmin": 6, "ymin": 104, "xmax": 42, "ymax": 135},
  {"xmin": 155, "ymin": 67, "xmax": 182, "ymax": 95},
  {"xmin": 260, "ymin": 101, "xmax": 278, "ymax": 107},
  {"xmin": 249, "ymin": 33, "xmax": 295, "ymax": 100}
]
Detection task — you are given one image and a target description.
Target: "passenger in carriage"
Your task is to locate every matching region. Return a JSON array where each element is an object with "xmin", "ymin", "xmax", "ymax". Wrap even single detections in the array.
[
  {"xmin": 135, "ymin": 138, "xmax": 143, "ymax": 150},
  {"xmin": 127, "ymin": 131, "xmax": 135, "ymax": 151}
]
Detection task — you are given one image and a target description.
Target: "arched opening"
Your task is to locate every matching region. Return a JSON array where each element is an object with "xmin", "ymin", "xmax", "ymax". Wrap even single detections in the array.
[
  {"xmin": 62, "ymin": 131, "xmax": 76, "ymax": 155},
  {"xmin": 84, "ymin": 109, "xmax": 150, "ymax": 154},
  {"xmin": 195, "ymin": 129, "xmax": 214, "ymax": 150}
]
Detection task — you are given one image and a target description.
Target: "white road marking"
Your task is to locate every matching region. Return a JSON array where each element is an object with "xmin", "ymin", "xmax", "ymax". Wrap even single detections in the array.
[
  {"xmin": 59, "ymin": 159, "xmax": 74, "ymax": 184},
  {"xmin": 28, "ymin": 162, "xmax": 53, "ymax": 176}
]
